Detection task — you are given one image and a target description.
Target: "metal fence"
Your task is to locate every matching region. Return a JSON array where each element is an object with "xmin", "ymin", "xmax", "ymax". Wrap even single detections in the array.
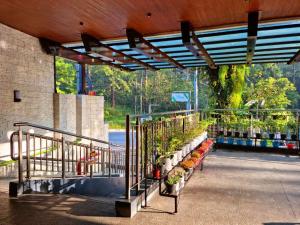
[
  {"xmin": 124, "ymin": 110, "xmax": 203, "ymax": 199},
  {"xmin": 10, "ymin": 122, "xmax": 125, "ymax": 183}
]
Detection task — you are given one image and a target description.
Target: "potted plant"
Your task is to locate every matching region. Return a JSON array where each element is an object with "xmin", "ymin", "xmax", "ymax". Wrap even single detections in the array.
[
  {"xmin": 246, "ymin": 139, "xmax": 253, "ymax": 146},
  {"xmin": 174, "ymin": 167, "xmax": 185, "ymax": 189},
  {"xmin": 180, "ymin": 160, "xmax": 194, "ymax": 178},
  {"xmin": 227, "ymin": 137, "xmax": 234, "ymax": 145},
  {"xmin": 260, "ymin": 139, "xmax": 267, "ymax": 147},
  {"xmin": 165, "ymin": 175, "xmax": 180, "ymax": 194},
  {"xmin": 237, "ymin": 139, "xmax": 243, "ymax": 145}
]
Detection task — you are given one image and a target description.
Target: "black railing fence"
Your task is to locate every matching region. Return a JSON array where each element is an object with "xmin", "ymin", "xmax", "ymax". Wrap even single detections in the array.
[{"xmin": 125, "ymin": 110, "xmax": 212, "ymax": 199}]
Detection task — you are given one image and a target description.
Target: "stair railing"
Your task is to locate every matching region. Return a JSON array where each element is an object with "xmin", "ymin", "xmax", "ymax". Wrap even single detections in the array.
[{"xmin": 10, "ymin": 122, "xmax": 125, "ymax": 183}]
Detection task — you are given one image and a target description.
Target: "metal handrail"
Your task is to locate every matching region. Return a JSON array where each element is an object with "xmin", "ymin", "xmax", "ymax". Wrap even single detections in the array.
[
  {"xmin": 14, "ymin": 122, "xmax": 123, "ymax": 147},
  {"xmin": 129, "ymin": 109, "xmax": 195, "ymax": 118},
  {"xmin": 131, "ymin": 108, "xmax": 300, "ymax": 119}
]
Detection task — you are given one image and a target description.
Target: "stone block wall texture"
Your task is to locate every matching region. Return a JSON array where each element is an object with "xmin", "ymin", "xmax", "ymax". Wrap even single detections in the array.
[
  {"xmin": 0, "ymin": 23, "xmax": 108, "ymax": 177},
  {"xmin": 53, "ymin": 93, "xmax": 77, "ymax": 134},
  {"xmin": 0, "ymin": 23, "xmax": 54, "ymax": 157},
  {"xmin": 76, "ymin": 95, "xmax": 108, "ymax": 144}
]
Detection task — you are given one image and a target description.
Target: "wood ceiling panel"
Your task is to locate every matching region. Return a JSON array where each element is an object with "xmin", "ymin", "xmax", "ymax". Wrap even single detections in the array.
[{"xmin": 0, "ymin": 0, "xmax": 300, "ymax": 43}]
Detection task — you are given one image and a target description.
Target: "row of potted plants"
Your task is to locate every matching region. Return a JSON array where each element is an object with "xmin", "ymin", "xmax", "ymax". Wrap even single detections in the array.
[
  {"xmin": 216, "ymin": 136, "xmax": 297, "ymax": 149},
  {"xmin": 217, "ymin": 130, "xmax": 297, "ymax": 141},
  {"xmin": 164, "ymin": 139, "xmax": 213, "ymax": 194}
]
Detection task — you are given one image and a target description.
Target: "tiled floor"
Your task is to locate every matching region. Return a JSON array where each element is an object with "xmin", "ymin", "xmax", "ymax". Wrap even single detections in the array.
[{"xmin": 0, "ymin": 149, "xmax": 300, "ymax": 225}]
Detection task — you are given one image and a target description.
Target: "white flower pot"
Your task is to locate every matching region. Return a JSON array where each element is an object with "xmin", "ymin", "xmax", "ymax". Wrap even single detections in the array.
[
  {"xmin": 179, "ymin": 176, "xmax": 185, "ymax": 189},
  {"xmin": 172, "ymin": 154, "xmax": 178, "ymax": 166},
  {"xmin": 175, "ymin": 182, "xmax": 180, "ymax": 193},
  {"xmin": 177, "ymin": 150, "xmax": 182, "ymax": 161},
  {"xmin": 165, "ymin": 158, "xmax": 172, "ymax": 172}
]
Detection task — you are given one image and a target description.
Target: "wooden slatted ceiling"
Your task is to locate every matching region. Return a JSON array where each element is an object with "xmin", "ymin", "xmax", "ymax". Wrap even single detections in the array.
[{"xmin": 1, "ymin": 0, "xmax": 300, "ymax": 43}]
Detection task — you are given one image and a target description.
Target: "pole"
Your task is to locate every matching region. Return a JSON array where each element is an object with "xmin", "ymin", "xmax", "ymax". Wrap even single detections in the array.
[
  {"xmin": 53, "ymin": 55, "xmax": 57, "ymax": 93},
  {"xmin": 135, "ymin": 117, "xmax": 140, "ymax": 192},
  {"xmin": 26, "ymin": 133, "xmax": 30, "ymax": 179},
  {"xmin": 18, "ymin": 127, "xmax": 23, "ymax": 183},
  {"xmin": 194, "ymin": 68, "xmax": 198, "ymax": 111},
  {"xmin": 125, "ymin": 115, "xmax": 131, "ymax": 199},
  {"xmin": 61, "ymin": 136, "xmax": 65, "ymax": 179}
]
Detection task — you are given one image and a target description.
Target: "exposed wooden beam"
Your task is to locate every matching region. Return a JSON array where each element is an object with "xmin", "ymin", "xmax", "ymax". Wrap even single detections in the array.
[
  {"xmin": 181, "ymin": 21, "xmax": 217, "ymax": 69},
  {"xmin": 81, "ymin": 33, "xmax": 157, "ymax": 71},
  {"xmin": 246, "ymin": 11, "xmax": 259, "ymax": 65},
  {"xmin": 126, "ymin": 28, "xmax": 185, "ymax": 69},
  {"xmin": 287, "ymin": 49, "xmax": 300, "ymax": 64},
  {"xmin": 39, "ymin": 38, "xmax": 132, "ymax": 72}
]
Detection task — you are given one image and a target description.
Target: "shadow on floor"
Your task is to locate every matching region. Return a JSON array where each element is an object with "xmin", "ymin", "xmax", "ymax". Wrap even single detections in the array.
[
  {"xmin": 263, "ymin": 223, "xmax": 300, "ymax": 225},
  {"xmin": 139, "ymin": 206, "xmax": 174, "ymax": 215},
  {"xmin": 4, "ymin": 193, "xmax": 116, "ymax": 225}
]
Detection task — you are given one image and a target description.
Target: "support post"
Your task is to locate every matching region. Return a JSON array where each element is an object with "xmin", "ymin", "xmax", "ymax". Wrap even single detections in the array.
[
  {"xmin": 81, "ymin": 64, "xmax": 86, "ymax": 94},
  {"xmin": 144, "ymin": 126, "xmax": 148, "ymax": 207},
  {"xmin": 90, "ymin": 142, "xmax": 93, "ymax": 178},
  {"xmin": 61, "ymin": 136, "xmax": 66, "ymax": 179},
  {"xmin": 108, "ymin": 144, "xmax": 111, "ymax": 177},
  {"xmin": 18, "ymin": 127, "xmax": 23, "ymax": 183},
  {"xmin": 125, "ymin": 115, "xmax": 131, "ymax": 199},
  {"xmin": 26, "ymin": 133, "xmax": 30, "ymax": 179},
  {"xmin": 135, "ymin": 117, "xmax": 140, "ymax": 192},
  {"xmin": 194, "ymin": 68, "xmax": 198, "ymax": 112}
]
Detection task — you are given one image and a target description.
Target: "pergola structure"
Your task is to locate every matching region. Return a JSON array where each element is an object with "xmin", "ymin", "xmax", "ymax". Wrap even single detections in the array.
[{"xmin": 1, "ymin": 0, "xmax": 300, "ymax": 72}]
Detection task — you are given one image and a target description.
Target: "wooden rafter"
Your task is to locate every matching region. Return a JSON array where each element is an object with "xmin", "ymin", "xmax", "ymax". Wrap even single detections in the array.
[
  {"xmin": 81, "ymin": 33, "xmax": 157, "ymax": 71},
  {"xmin": 126, "ymin": 28, "xmax": 185, "ymax": 69},
  {"xmin": 246, "ymin": 11, "xmax": 260, "ymax": 65},
  {"xmin": 181, "ymin": 21, "xmax": 217, "ymax": 69},
  {"xmin": 39, "ymin": 38, "xmax": 132, "ymax": 72},
  {"xmin": 287, "ymin": 49, "xmax": 300, "ymax": 64}
]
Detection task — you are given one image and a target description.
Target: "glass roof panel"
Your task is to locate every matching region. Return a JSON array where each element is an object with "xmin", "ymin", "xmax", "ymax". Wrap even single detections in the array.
[
  {"xmin": 256, "ymin": 43, "xmax": 300, "ymax": 50},
  {"xmin": 199, "ymin": 33, "xmax": 247, "ymax": 43},
  {"xmin": 204, "ymin": 41, "xmax": 247, "ymax": 48},
  {"xmin": 257, "ymin": 36, "xmax": 300, "ymax": 45},
  {"xmin": 207, "ymin": 47, "xmax": 247, "ymax": 54},
  {"xmin": 253, "ymin": 55, "xmax": 292, "ymax": 59}
]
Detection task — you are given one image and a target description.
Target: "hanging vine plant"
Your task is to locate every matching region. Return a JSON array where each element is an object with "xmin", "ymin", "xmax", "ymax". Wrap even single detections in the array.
[{"xmin": 207, "ymin": 64, "xmax": 249, "ymax": 109}]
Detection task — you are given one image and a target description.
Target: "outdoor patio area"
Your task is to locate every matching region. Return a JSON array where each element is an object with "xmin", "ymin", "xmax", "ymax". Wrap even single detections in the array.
[{"xmin": 1, "ymin": 149, "xmax": 299, "ymax": 225}]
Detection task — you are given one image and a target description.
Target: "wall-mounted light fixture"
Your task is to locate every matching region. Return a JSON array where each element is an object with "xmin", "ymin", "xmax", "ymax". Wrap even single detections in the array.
[{"xmin": 14, "ymin": 90, "xmax": 21, "ymax": 102}]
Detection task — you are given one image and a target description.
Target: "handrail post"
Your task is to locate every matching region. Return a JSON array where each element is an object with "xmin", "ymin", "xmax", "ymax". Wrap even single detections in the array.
[
  {"xmin": 90, "ymin": 142, "xmax": 93, "ymax": 178},
  {"xmin": 61, "ymin": 136, "xmax": 65, "ymax": 179},
  {"xmin": 26, "ymin": 133, "xmax": 31, "ymax": 179},
  {"xmin": 108, "ymin": 144, "xmax": 111, "ymax": 177},
  {"xmin": 18, "ymin": 127, "xmax": 23, "ymax": 183},
  {"xmin": 144, "ymin": 126, "xmax": 148, "ymax": 207},
  {"xmin": 125, "ymin": 115, "xmax": 130, "ymax": 199},
  {"xmin": 135, "ymin": 117, "xmax": 140, "ymax": 192}
]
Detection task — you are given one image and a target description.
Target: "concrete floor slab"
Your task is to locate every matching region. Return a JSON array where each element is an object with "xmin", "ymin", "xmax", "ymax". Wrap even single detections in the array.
[{"xmin": 0, "ymin": 149, "xmax": 299, "ymax": 225}]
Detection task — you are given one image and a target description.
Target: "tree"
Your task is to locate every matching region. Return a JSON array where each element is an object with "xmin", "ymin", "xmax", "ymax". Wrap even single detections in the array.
[
  {"xmin": 55, "ymin": 57, "xmax": 77, "ymax": 94},
  {"xmin": 207, "ymin": 65, "xmax": 249, "ymax": 108},
  {"xmin": 90, "ymin": 65, "xmax": 135, "ymax": 108},
  {"xmin": 244, "ymin": 77, "xmax": 296, "ymax": 109}
]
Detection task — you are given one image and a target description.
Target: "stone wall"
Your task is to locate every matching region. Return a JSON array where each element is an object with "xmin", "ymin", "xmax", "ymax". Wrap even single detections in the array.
[
  {"xmin": 0, "ymin": 23, "xmax": 108, "ymax": 177},
  {"xmin": 76, "ymin": 95, "xmax": 108, "ymax": 143},
  {"xmin": 54, "ymin": 93, "xmax": 77, "ymax": 134},
  {"xmin": 0, "ymin": 23, "xmax": 54, "ymax": 155}
]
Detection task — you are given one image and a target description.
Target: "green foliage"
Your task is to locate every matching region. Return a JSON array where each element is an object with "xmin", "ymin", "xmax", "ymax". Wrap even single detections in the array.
[
  {"xmin": 218, "ymin": 65, "xmax": 229, "ymax": 88},
  {"xmin": 166, "ymin": 174, "xmax": 180, "ymax": 185},
  {"xmin": 245, "ymin": 77, "xmax": 296, "ymax": 109},
  {"xmin": 55, "ymin": 57, "xmax": 77, "ymax": 94},
  {"xmin": 104, "ymin": 104, "xmax": 133, "ymax": 129}
]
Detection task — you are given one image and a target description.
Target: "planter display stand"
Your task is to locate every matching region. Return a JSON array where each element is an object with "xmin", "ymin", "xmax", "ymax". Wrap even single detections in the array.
[{"xmin": 158, "ymin": 133, "xmax": 213, "ymax": 214}]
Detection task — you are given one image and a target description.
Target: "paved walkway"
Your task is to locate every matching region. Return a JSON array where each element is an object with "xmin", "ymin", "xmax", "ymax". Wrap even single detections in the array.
[{"xmin": 0, "ymin": 150, "xmax": 300, "ymax": 225}]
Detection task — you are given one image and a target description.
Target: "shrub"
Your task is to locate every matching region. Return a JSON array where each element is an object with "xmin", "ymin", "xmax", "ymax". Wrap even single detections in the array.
[
  {"xmin": 191, "ymin": 151, "xmax": 201, "ymax": 158},
  {"xmin": 180, "ymin": 160, "xmax": 194, "ymax": 170}
]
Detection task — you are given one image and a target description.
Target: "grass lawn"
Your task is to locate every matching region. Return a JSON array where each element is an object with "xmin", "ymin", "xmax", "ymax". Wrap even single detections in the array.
[{"xmin": 105, "ymin": 105, "xmax": 133, "ymax": 129}]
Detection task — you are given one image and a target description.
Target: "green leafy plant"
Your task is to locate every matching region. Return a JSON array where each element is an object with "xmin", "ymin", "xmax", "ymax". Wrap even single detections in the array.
[{"xmin": 166, "ymin": 174, "xmax": 180, "ymax": 185}]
